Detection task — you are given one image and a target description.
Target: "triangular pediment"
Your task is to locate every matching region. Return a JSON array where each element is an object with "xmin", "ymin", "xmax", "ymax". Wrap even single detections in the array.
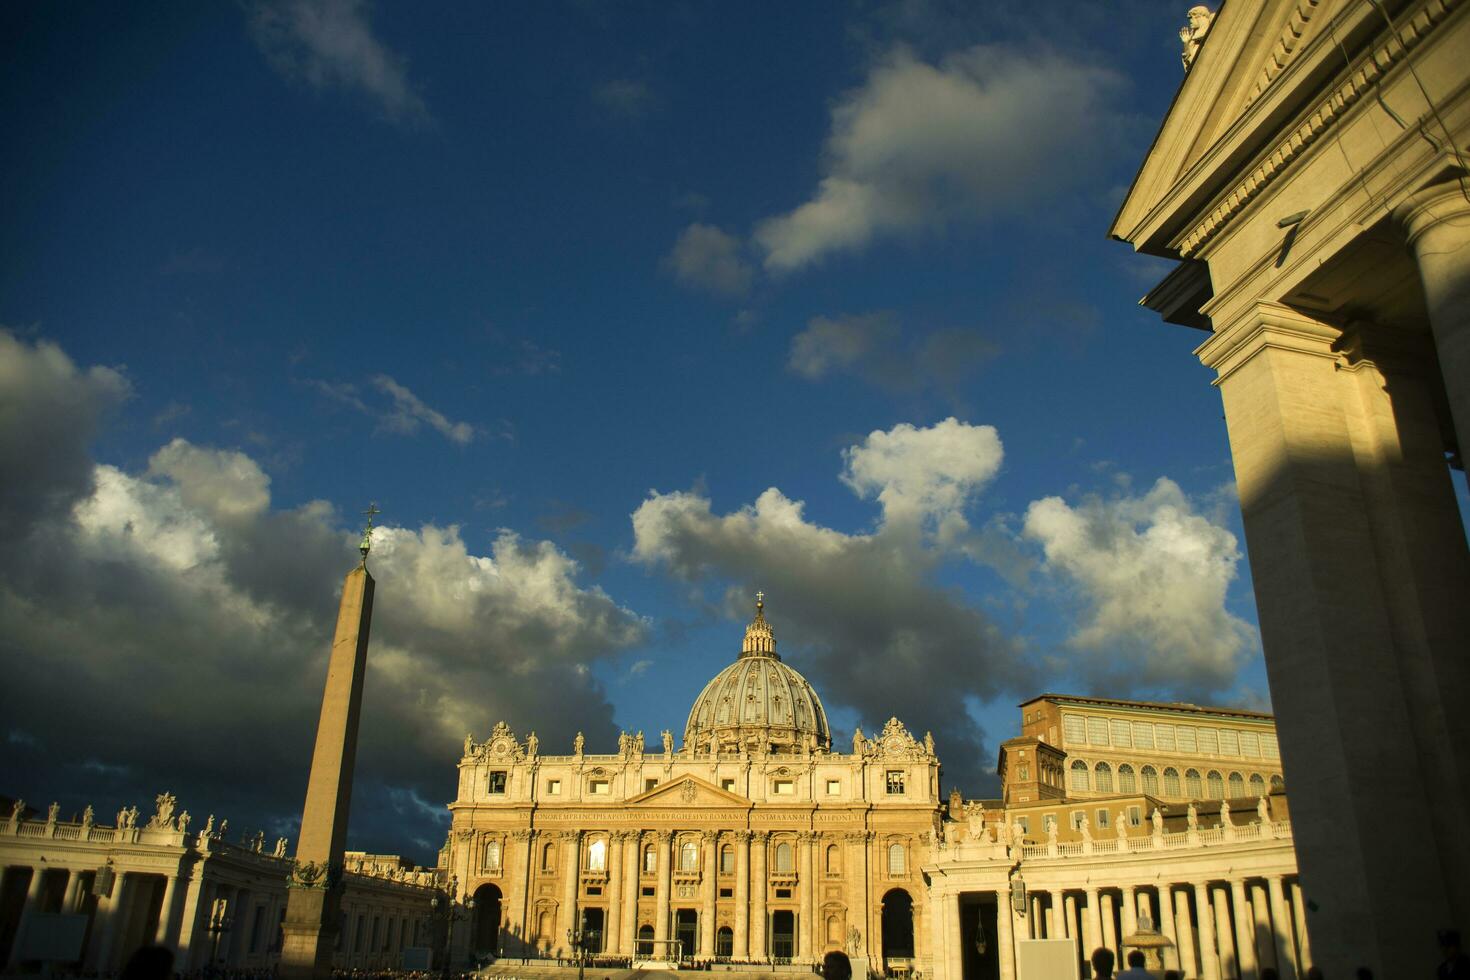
[
  {"xmin": 1112, "ymin": 0, "xmax": 1356, "ymax": 252},
  {"xmin": 625, "ymin": 775, "xmax": 750, "ymax": 808}
]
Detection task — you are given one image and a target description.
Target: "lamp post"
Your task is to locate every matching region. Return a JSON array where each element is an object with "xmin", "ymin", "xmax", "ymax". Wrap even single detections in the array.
[
  {"xmin": 206, "ymin": 897, "xmax": 233, "ymax": 969},
  {"xmin": 566, "ymin": 923, "xmax": 587, "ymax": 980},
  {"xmin": 427, "ymin": 888, "xmax": 474, "ymax": 980}
]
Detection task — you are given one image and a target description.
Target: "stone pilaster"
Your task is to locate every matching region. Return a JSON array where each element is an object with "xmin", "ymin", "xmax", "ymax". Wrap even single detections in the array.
[
  {"xmin": 606, "ymin": 831, "xmax": 624, "ymax": 956},
  {"xmin": 558, "ymin": 831, "xmax": 581, "ymax": 956},
  {"xmin": 699, "ymin": 832, "xmax": 717, "ymax": 960},
  {"xmin": 653, "ymin": 831, "xmax": 671, "ymax": 954},
  {"xmin": 750, "ymin": 832, "xmax": 767, "ymax": 960},
  {"xmin": 799, "ymin": 832, "xmax": 816, "ymax": 960},
  {"xmin": 733, "ymin": 831, "xmax": 750, "ymax": 959},
  {"xmin": 281, "ymin": 562, "xmax": 375, "ymax": 980},
  {"xmin": 620, "ymin": 834, "xmax": 639, "ymax": 956}
]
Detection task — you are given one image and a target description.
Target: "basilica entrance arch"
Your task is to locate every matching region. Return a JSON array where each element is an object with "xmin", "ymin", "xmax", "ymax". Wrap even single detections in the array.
[
  {"xmin": 471, "ymin": 884, "xmax": 501, "ymax": 958},
  {"xmin": 880, "ymin": 889, "xmax": 914, "ymax": 971}
]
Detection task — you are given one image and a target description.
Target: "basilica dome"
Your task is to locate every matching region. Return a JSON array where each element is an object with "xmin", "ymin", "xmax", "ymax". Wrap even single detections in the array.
[{"xmin": 684, "ymin": 598, "xmax": 831, "ymax": 754}]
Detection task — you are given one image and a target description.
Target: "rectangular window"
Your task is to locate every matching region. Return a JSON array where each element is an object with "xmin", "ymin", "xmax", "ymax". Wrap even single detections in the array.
[
  {"xmin": 719, "ymin": 887, "xmax": 733, "ymax": 898},
  {"xmin": 1176, "ymin": 726, "xmax": 1197, "ymax": 753},
  {"xmin": 1070, "ymin": 811, "xmax": 1085, "ymax": 830},
  {"xmin": 1261, "ymin": 734, "xmax": 1279, "ymax": 760},
  {"xmin": 1132, "ymin": 722, "xmax": 1155, "ymax": 750},
  {"xmin": 488, "ymin": 771, "xmax": 507, "ymax": 794},
  {"xmin": 885, "ymin": 770, "xmax": 906, "ymax": 794},
  {"xmin": 826, "ymin": 780, "xmax": 841, "ymax": 795},
  {"xmin": 721, "ymin": 848, "xmax": 735, "ymax": 873},
  {"xmin": 1240, "ymin": 732, "xmax": 1260, "ymax": 758},
  {"xmin": 773, "ymin": 780, "xmax": 794, "ymax": 796},
  {"xmin": 720, "ymin": 778, "xmax": 735, "ymax": 792},
  {"xmin": 645, "ymin": 778, "xmax": 659, "ymax": 791},
  {"xmin": 776, "ymin": 888, "xmax": 792, "ymax": 899},
  {"xmin": 1087, "ymin": 717, "xmax": 1109, "ymax": 745},
  {"xmin": 1198, "ymin": 728, "xmax": 1219, "ymax": 754},
  {"xmin": 586, "ymin": 886, "xmax": 601, "ymax": 896},
  {"xmin": 1128, "ymin": 806, "xmax": 1142, "ymax": 827},
  {"xmin": 1063, "ymin": 714, "xmax": 1085, "ymax": 744},
  {"xmin": 1218, "ymin": 729, "xmax": 1239, "ymax": 756},
  {"xmin": 1110, "ymin": 719, "xmax": 1131, "ymax": 747},
  {"xmin": 1017, "ymin": 816, "xmax": 1030, "ymax": 835},
  {"xmin": 589, "ymin": 779, "xmax": 610, "ymax": 795},
  {"xmin": 642, "ymin": 886, "xmax": 655, "ymax": 897},
  {"xmin": 1096, "ymin": 809, "xmax": 1110, "ymax": 829},
  {"xmin": 1155, "ymin": 724, "xmax": 1176, "ymax": 752},
  {"xmin": 546, "ymin": 779, "xmax": 561, "ymax": 796}
]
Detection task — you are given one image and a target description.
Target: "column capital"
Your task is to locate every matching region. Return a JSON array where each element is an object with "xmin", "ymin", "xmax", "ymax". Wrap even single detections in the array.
[
  {"xmin": 1195, "ymin": 302, "xmax": 1343, "ymax": 383},
  {"xmin": 701, "ymin": 831, "xmax": 719, "ymax": 844},
  {"xmin": 1392, "ymin": 170, "xmax": 1470, "ymax": 247},
  {"xmin": 510, "ymin": 828, "xmax": 533, "ymax": 841},
  {"xmin": 652, "ymin": 829, "xmax": 673, "ymax": 843},
  {"xmin": 557, "ymin": 830, "xmax": 582, "ymax": 843},
  {"xmin": 732, "ymin": 830, "xmax": 752, "ymax": 842},
  {"xmin": 797, "ymin": 831, "xmax": 819, "ymax": 843},
  {"xmin": 751, "ymin": 830, "xmax": 770, "ymax": 843}
]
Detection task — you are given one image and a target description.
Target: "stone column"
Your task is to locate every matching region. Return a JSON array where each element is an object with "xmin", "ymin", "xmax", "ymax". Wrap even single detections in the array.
[
  {"xmin": 1043, "ymin": 893, "xmax": 1056, "ymax": 941},
  {"xmin": 1212, "ymin": 884, "xmax": 1235, "ymax": 979},
  {"xmin": 97, "ymin": 871, "xmax": 133, "ymax": 971},
  {"xmin": 155, "ymin": 873, "xmax": 181, "ymax": 945},
  {"xmin": 558, "ymin": 832, "xmax": 582, "ymax": 957},
  {"xmin": 733, "ymin": 832, "xmax": 750, "ymax": 959},
  {"xmin": 699, "ymin": 832, "xmax": 717, "ymax": 961},
  {"xmin": 1290, "ymin": 879, "xmax": 1313, "ymax": 974},
  {"xmin": 750, "ymin": 832, "xmax": 768, "ymax": 960},
  {"xmin": 995, "ymin": 890, "xmax": 1015, "ymax": 980},
  {"xmin": 61, "ymin": 871, "xmax": 81, "ymax": 915},
  {"xmin": 1100, "ymin": 892, "xmax": 1117, "ymax": 960},
  {"xmin": 653, "ymin": 832, "xmax": 672, "ymax": 955},
  {"xmin": 6, "ymin": 865, "xmax": 46, "ymax": 967},
  {"xmin": 1266, "ymin": 875, "xmax": 1298, "ymax": 980},
  {"xmin": 517, "ymin": 829, "xmax": 536, "ymax": 950},
  {"xmin": 1120, "ymin": 887, "xmax": 1138, "ymax": 951},
  {"xmin": 845, "ymin": 832, "xmax": 869, "ymax": 960},
  {"xmin": 1231, "ymin": 879, "xmax": 1258, "ymax": 980},
  {"xmin": 943, "ymin": 892, "xmax": 963, "ymax": 980},
  {"xmin": 1192, "ymin": 882, "xmax": 1218, "ymax": 980},
  {"xmin": 1196, "ymin": 302, "xmax": 1469, "ymax": 977},
  {"xmin": 1169, "ymin": 886, "xmax": 1194, "ymax": 976},
  {"xmin": 620, "ymin": 834, "xmax": 639, "ymax": 956},
  {"xmin": 1252, "ymin": 883, "xmax": 1276, "ymax": 973},
  {"xmin": 1062, "ymin": 893, "xmax": 1076, "ymax": 942},
  {"xmin": 1158, "ymin": 887, "xmax": 1181, "ymax": 975},
  {"xmin": 606, "ymin": 832, "xmax": 624, "ymax": 957},
  {"xmin": 1029, "ymin": 895, "xmax": 1042, "ymax": 939},
  {"xmin": 1084, "ymin": 888, "xmax": 1101, "ymax": 958},
  {"xmin": 800, "ymin": 833, "xmax": 816, "ymax": 960}
]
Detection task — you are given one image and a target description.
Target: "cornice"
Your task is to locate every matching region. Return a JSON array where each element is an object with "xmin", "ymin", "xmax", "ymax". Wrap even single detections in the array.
[
  {"xmin": 1176, "ymin": 0, "xmax": 1462, "ymax": 257},
  {"xmin": 1246, "ymin": 0, "xmax": 1327, "ymax": 107}
]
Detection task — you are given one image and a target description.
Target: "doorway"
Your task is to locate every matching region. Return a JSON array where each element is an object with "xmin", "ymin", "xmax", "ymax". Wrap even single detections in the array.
[
  {"xmin": 580, "ymin": 908, "xmax": 604, "ymax": 954},
  {"xmin": 675, "ymin": 909, "xmax": 698, "ymax": 961},
  {"xmin": 881, "ymin": 889, "xmax": 914, "ymax": 968},
  {"xmin": 771, "ymin": 910, "xmax": 795, "ymax": 959},
  {"xmin": 472, "ymin": 883, "xmax": 502, "ymax": 958}
]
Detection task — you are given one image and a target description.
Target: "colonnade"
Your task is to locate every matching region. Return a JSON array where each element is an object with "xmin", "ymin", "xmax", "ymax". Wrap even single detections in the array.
[{"xmin": 932, "ymin": 873, "xmax": 1310, "ymax": 980}]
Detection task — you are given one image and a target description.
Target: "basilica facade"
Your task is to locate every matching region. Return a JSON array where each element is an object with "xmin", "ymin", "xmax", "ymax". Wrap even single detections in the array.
[{"xmin": 443, "ymin": 600, "xmax": 939, "ymax": 975}]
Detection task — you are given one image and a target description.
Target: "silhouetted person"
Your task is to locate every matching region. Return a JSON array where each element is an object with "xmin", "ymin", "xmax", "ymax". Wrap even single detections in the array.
[
  {"xmin": 120, "ymin": 944, "xmax": 174, "ymax": 980},
  {"xmin": 1163, "ymin": 971, "xmax": 1181, "ymax": 980},
  {"xmin": 1117, "ymin": 949, "xmax": 1155, "ymax": 979},
  {"xmin": 1091, "ymin": 947, "xmax": 1116, "ymax": 979},
  {"xmin": 1304, "ymin": 967, "xmax": 1325, "ymax": 980},
  {"xmin": 1442, "ymin": 929, "xmax": 1470, "ymax": 979},
  {"xmin": 823, "ymin": 950, "xmax": 852, "ymax": 980},
  {"xmin": 1262, "ymin": 969, "xmax": 1280, "ymax": 980}
]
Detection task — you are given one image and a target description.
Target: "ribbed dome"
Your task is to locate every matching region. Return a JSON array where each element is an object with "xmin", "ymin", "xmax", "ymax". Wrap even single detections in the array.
[{"xmin": 684, "ymin": 598, "xmax": 831, "ymax": 754}]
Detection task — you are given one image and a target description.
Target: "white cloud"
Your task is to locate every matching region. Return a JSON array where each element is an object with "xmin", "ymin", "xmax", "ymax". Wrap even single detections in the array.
[
  {"xmin": 664, "ymin": 224, "xmax": 754, "ymax": 297},
  {"xmin": 787, "ymin": 312, "xmax": 998, "ymax": 396},
  {"xmin": 370, "ymin": 375, "xmax": 476, "ymax": 445},
  {"xmin": 0, "ymin": 336, "xmax": 645, "ymax": 859},
  {"xmin": 754, "ymin": 45, "xmax": 1125, "ymax": 271},
  {"xmin": 248, "ymin": 0, "xmax": 429, "ymax": 123},
  {"xmin": 1022, "ymin": 478, "xmax": 1256, "ymax": 694},
  {"xmin": 631, "ymin": 418, "xmax": 1031, "ymax": 793}
]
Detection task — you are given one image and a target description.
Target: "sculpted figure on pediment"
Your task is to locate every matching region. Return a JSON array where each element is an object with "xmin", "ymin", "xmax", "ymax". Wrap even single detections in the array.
[
  {"xmin": 47, "ymin": 802, "xmax": 59, "ymax": 825},
  {"xmin": 1179, "ymin": 5, "xmax": 1214, "ymax": 70},
  {"xmin": 573, "ymin": 731, "xmax": 585, "ymax": 756},
  {"xmin": 964, "ymin": 801, "xmax": 986, "ymax": 840},
  {"xmin": 526, "ymin": 731, "xmax": 538, "ymax": 758},
  {"xmin": 178, "ymin": 811, "xmax": 190, "ymax": 834},
  {"xmin": 82, "ymin": 805, "xmax": 94, "ymax": 829}
]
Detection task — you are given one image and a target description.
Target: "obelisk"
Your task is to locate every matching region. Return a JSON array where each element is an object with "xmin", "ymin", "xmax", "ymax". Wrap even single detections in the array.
[{"xmin": 280, "ymin": 507, "xmax": 378, "ymax": 980}]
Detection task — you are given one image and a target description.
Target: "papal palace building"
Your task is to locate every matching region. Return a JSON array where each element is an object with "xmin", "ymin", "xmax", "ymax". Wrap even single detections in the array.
[
  {"xmin": 1111, "ymin": 0, "xmax": 1470, "ymax": 975},
  {"xmin": 439, "ymin": 603, "xmax": 1311, "ymax": 980}
]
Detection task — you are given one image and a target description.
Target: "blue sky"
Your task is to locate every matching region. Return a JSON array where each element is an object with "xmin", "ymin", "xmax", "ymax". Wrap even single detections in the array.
[{"xmin": 2, "ymin": 1, "xmax": 1292, "ymax": 860}]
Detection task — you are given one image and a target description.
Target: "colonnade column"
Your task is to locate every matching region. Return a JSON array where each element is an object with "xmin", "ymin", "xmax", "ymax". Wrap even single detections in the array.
[
  {"xmin": 699, "ymin": 832, "xmax": 717, "ymax": 961},
  {"xmin": 733, "ymin": 832, "xmax": 750, "ymax": 959},
  {"xmin": 1266, "ymin": 875, "xmax": 1298, "ymax": 980},
  {"xmin": 1100, "ymin": 892, "xmax": 1117, "ymax": 960},
  {"xmin": 1120, "ymin": 887, "xmax": 1137, "ymax": 953},
  {"xmin": 1173, "ymin": 887, "xmax": 1197, "ymax": 979},
  {"xmin": 1290, "ymin": 879, "xmax": 1313, "ymax": 974},
  {"xmin": 1029, "ymin": 895, "xmax": 1042, "ymax": 938},
  {"xmin": 1212, "ymin": 884, "xmax": 1235, "ymax": 979},
  {"xmin": 1043, "ymin": 894, "xmax": 1056, "ymax": 941},
  {"xmin": 1252, "ymin": 883, "xmax": 1275, "ymax": 973},
  {"xmin": 995, "ymin": 889, "xmax": 1015, "ymax": 980},
  {"xmin": 943, "ymin": 892, "xmax": 963, "ymax": 980},
  {"xmin": 653, "ymin": 832, "xmax": 671, "ymax": 953},
  {"xmin": 800, "ymin": 833, "xmax": 816, "ymax": 960},
  {"xmin": 5, "ymin": 865, "xmax": 46, "ymax": 967},
  {"xmin": 1156, "ymin": 885, "xmax": 1178, "ymax": 972},
  {"xmin": 1193, "ymin": 882, "xmax": 1219, "ymax": 980},
  {"xmin": 750, "ymin": 833, "xmax": 767, "ymax": 960},
  {"xmin": 1084, "ymin": 888, "xmax": 1101, "ymax": 957},
  {"xmin": 61, "ymin": 871, "xmax": 81, "ymax": 915},
  {"xmin": 96, "ymin": 871, "xmax": 133, "ymax": 971},
  {"xmin": 606, "ymin": 831, "xmax": 624, "ymax": 957},
  {"xmin": 155, "ymin": 872, "xmax": 181, "ymax": 945},
  {"xmin": 1230, "ymin": 879, "xmax": 1258, "ymax": 980},
  {"xmin": 1062, "ymin": 893, "xmax": 1076, "ymax": 944},
  {"xmin": 619, "ymin": 835, "xmax": 639, "ymax": 956},
  {"xmin": 557, "ymin": 832, "xmax": 581, "ymax": 957}
]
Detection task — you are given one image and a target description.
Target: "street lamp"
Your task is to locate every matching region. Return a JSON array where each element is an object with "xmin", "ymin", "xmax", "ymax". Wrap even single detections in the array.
[
  {"xmin": 566, "ymin": 924, "xmax": 588, "ymax": 980},
  {"xmin": 426, "ymin": 888, "xmax": 474, "ymax": 980},
  {"xmin": 206, "ymin": 897, "xmax": 233, "ymax": 968}
]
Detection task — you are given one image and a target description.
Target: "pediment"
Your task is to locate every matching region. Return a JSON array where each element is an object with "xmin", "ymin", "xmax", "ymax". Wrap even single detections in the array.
[
  {"xmin": 625, "ymin": 775, "xmax": 750, "ymax": 808},
  {"xmin": 1112, "ymin": 0, "xmax": 1357, "ymax": 252}
]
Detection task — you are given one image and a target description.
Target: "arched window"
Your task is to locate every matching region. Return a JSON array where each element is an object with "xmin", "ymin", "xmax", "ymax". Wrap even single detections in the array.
[
  {"xmin": 637, "ymin": 925, "xmax": 654, "ymax": 956},
  {"xmin": 1141, "ymin": 766, "xmax": 1159, "ymax": 796},
  {"xmin": 1228, "ymin": 772, "xmax": 1245, "ymax": 797},
  {"xmin": 1070, "ymin": 760, "xmax": 1090, "ymax": 791},
  {"xmin": 1163, "ymin": 768, "xmax": 1181, "ymax": 797},
  {"xmin": 716, "ymin": 926, "xmax": 733, "ymax": 958},
  {"xmin": 1094, "ymin": 762, "xmax": 1113, "ymax": 793},
  {"xmin": 827, "ymin": 914, "xmax": 842, "ymax": 943},
  {"xmin": 484, "ymin": 840, "xmax": 501, "ymax": 872},
  {"xmin": 1249, "ymin": 773, "xmax": 1266, "ymax": 796},
  {"xmin": 538, "ymin": 911, "xmax": 553, "ymax": 942},
  {"xmin": 587, "ymin": 838, "xmax": 606, "ymax": 872},
  {"xmin": 1185, "ymin": 769, "xmax": 1203, "ymax": 798},
  {"xmin": 1118, "ymin": 764, "xmax": 1136, "ymax": 793},
  {"xmin": 888, "ymin": 843, "xmax": 906, "ymax": 875},
  {"xmin": 775, "ymin": 842, "xmax": 794, "ymax": 873},
  {"xmin": 542, "ymin": 843, "xmax": 556, "ymax": 871},
  {"xmin": 720, "ymin": 845, "xmax": 734, "ymax": 874},
  {"xmin": 643, "ymin": 845, "xmax": 656, "ymax": 874},
  {"xmin": 1207, "ymin": 770, "xmax": 1224, "ymax": 798},
  {"xmin": 826, "ymin": 844, "xmax": 841, "ymax": 875},
  {"xmin": 680, "ymin": 840, "xmax": 699, "ymax": 871},
  {"xmin": 1270, "ymin": 774, "xmax": 1285, "ymax": 792}
]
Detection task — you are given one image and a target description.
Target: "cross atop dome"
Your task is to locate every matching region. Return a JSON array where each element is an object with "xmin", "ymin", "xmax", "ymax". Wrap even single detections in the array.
[{"xmin": 740, "ymin": 590, "xmax": 777, "ymax": 659}]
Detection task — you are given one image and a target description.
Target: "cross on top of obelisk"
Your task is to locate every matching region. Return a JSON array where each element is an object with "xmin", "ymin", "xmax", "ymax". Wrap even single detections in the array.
[{"xmin": 358, "ymin": 503, "xmax": 380, "ymax": 564}]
